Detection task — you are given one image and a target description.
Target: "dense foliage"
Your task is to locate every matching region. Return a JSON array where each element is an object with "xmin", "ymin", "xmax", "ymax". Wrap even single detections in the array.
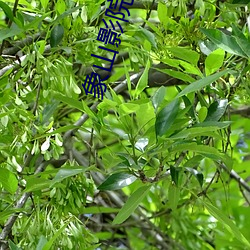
[{"xmin": 1, "ymin": 0, "xmax": 250, "ymax": 249}]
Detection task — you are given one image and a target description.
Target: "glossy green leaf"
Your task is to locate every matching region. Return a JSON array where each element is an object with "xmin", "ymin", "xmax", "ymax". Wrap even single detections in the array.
[
  {"xmin": 170, "ymin": 165, "xmax": 181, "ymax": 186},
  {"xmin": 50, "ymin": 24, "xmax": 64, "ymax": 47},
  {"xmin": 168, "ymin": 182, "xmax": 180, "ymax": 210},
  {"xmin": 177, "ymin": 70, "xmax": 231, "ymax": 98},
  {"xmin": 151, "ymin": 86, "xmax": 166, "ymax": 111},
  {"xmin": 205, "ymin": 99, "xmax": 228, "ymax": 122},
  {"xmin": 112, "ymin": 185, "xmax": 151, "ymax": 224},
  {"xmin": 203, "ymin": 201, "xmax": 250, "ymax": 248},
  {"xmin": 185, "ymin": 167, "xmax": 204, "ymax": 187},
  {"xmin": 200, "ymin": 28, "xmax": 247, "ymax": 58},
  {"xmin": 205, "ymin": 49, "xmax": 225, "ymax": 75},
  {"xmin": 0, "ymin": 168, "xmax": 18, "ymax": 194},
  {"xmin": 98, "ymin": 172, "xmax": 137, "ymax": 191},
  {"xmin": 155, "ymin": 99, "xmax": 179, "ymax": 137}
]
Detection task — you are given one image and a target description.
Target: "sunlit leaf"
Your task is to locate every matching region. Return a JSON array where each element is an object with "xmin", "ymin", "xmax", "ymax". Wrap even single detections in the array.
[
  {"xmin": 177, "ymin": 70, "xmax": 231, "ymax": 97},
  {"xmin": 0, "ymin": 168, "xmax": 18, "ymax": 194}
]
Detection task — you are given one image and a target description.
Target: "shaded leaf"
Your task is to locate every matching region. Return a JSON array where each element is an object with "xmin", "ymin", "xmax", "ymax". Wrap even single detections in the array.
[
  {"xmin": 155, "ymin": 99, "xmax": 179, "ymax": 137},
  {"xmin": 185, "ymin": 167, "xmax": 204, "ymax": 187},
  {"xmin": 205, "ymin": 99, "xmax": 228, "ymax": 122},
  {"xmin": 50, "ymin": 24, "xmax": 64, "ymax": 47},
  {"xmin": 112, "ymin": 185, "xmax": 151, "ymax": 224},
  {"xmin": 170, "ymin": 166, "xmax": 181, "ymax": 186},
  {"xmin": 98, "ymin": 172, "xmax": 136, "ymax": 191},
  {"xmin": 232, "ymin": 0, "xmax": 250, "ymax": 4}
]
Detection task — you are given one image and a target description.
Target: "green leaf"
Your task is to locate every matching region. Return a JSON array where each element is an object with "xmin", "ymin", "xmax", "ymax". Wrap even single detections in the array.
[
  {"xmin": 232, "ymin": 0, "xmax": 250, "ymax": 4},
  {"xmin": 198, "ymin": 106, "xmax": 208, "ymax": 122},
  {"xmin": 176, "ymin": 69, "xmax": 231, "ymax": 98},
  {"xmin": 170, "ymin": 126, "xmax": 220, "ymax": 139},
  {"xmin": 158, "ymin": 2, "xmax": 168, "ymax": 23},
  {"xmin": 200, "ymin": 28, "xmax": 247, "ymax": 58},
  {"xmin": 0, "ymin": 168, "xmax": 18, "ymax": 194},
  {"xmin": 194, "ymin": 121, "xmax": 231, "ymax": 129},
  {"xmin": 203, "ymin": 201, "xmax": 250, "ymax": 248},
  {"xmin": 42, "ymin": 223, "xmax": 69, "ymax": 250},
  {"xmin": 119, "ymin": 103, "xmax": 140, "ymax": 115},
  {"xmin": 205, "ymin": 49, "xmax": 225, "ymax": 75},
  {"xmin": 36, "ymin": 236, "xmax": 48, "ymax": 250},
  {"xmin": 0, "ymin": 1, "xmax": 14, "ymax": 21},
  {"xmin": 0, "ymin": 25, "xmax": 23, "ymax": 42},
  {"xmin": 80, "ymin": 206, "xmax": 120, "ymax": 214},
  {"xmin": 51, "ymin": 167, "xmax": 86, "ymax": 186},
  {"xmin": 168, "ymin": 47, "xmax": 200, "ymax": 65},
  {"xmin": 155, "ymin": 99, "xmax": 179, "ymax": 137},
  {"xmin": 205, "ymin": 99, "xmax": 228, "ymax": 122},
  {"xmin": 98, "ymin": 172, "xmax": 137, "ymax": 191},
  {"xmin": 168, "ymin": 182, "xmax": 180, "ymax": 210},
  {"xmin": 53, "ymin": 92, "xmax": 85, "ymax": 112},
  {"xmin": 24, "ymin": 177, "xmax": 51, "ymax": 192},
  {"xmin": 134, "ymin": 27, "xmax": 157, "ymax": 49},
  {"xmin": 9, "ymin": 241, "xmax": 22, "ymax": 250},
  {"xmin": 170, "ymin": 166, "xmax": 180, "ymax": 186},
  {"xmin": 185, "ymin": 167, "xmax": 204, "ymax": 187},
  {"xmin": 151, "ymin": 86, "xmax": 166, "ymax": 111},
  {"xmin": 134, "ymin": 59, "xmax": 150, "ymax": 98},
  {"xmin": 112, "ymin": 185, "xmax": 151, "ymax": 224},
  {"xmin": 50, "ymin": 24, "xmax": 64, "ymax": 47},
  {"xmin": 156, "ymin": 68, "xmax": 195, "ymax": 83}
]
